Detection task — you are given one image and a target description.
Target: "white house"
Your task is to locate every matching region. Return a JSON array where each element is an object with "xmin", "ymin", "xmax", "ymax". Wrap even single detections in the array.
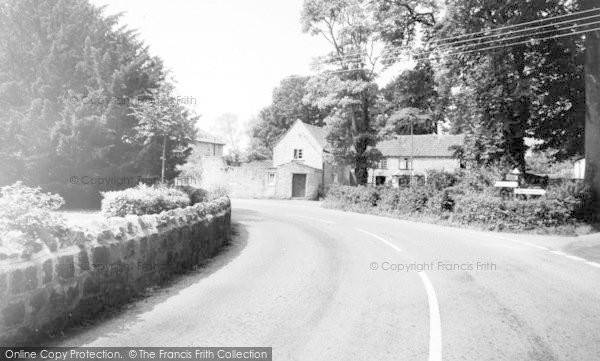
[
  {"xmin": 369, "ymin": 134, "xmax": 465, "ymax": 186},
  {"xmin": 272, "ymin": 120, "xmax": 352, "ymax": 198},
  {"xmin": 273, "ymin": 120, "xmax": 327, "ymax": 170}
]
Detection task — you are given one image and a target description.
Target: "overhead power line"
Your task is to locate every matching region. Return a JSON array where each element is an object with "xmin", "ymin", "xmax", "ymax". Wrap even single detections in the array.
[
  {"xmin": 390, "ymin": 21, "xmax": 598, "ymax": 63},
  {"xmin": 431, "ymin": 7, "xmax": 600, "ymax": 44},
  {"xmin": 316, "ymin": 7, "xmax": 600, "ymax": 66},
  {"xmin": 310, "ymin": 25, "xmax": 600, "ymax": 76},
  {"xmin": 411, "ymin": 24, "xmax": 600, "ymax": 61},
  {"xmin": 317, "ymin": 20, "xmax": 598, "ymax": 67}
]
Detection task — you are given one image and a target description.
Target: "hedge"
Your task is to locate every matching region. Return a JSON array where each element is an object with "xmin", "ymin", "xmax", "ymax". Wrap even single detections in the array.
[
  {"xmin": 101, "ymin": 184, "xmax": 190, "ymax": 217},
  {"xmin": 323, "ymin": 171, "xmax": 592, "ymax": 233}
]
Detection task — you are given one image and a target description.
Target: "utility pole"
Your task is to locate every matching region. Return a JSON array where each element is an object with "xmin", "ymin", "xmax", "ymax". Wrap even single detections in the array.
[
  {"xmin": 161, "ymin": 134, "xmax": 167, "ymax": 183},
  {"xmin": 583, "ymin": 0, "xmax": 600, "ymax": 211},
  {"xmin": 410, "ymin": 116, "xmax": 414, "ymax": 187}
]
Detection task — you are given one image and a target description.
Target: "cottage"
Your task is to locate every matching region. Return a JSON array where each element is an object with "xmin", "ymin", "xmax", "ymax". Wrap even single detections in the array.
[
  {"xmin": 271, "ymin": 120, "xmax": 352, "ymax": 199},
  {"xmin": 194, "ymin": 130, "xmax": 226, "ymax": 157},
  {"xmin": 369, "ymin": 134, "xmax": 465, "ymax": 186}
]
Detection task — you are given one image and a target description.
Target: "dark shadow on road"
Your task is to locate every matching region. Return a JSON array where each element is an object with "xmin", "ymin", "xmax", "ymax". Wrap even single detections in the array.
[{"xmin": 40, "ymin": 209, "xmax": 262, "ymax": 347}]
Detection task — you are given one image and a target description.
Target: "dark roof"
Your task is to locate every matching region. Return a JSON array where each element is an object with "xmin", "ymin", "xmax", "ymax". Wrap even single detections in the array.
[
  {"xmin": 302, "ymin": 122, "xmax": 328, "ymax": 148},
  {"xmin": 377, "ymin": 134, "xmax": 465, "ymax": 157},
  {"xmin": 196, "ymin": 129, "xmax": 226, "ymax": 145}
]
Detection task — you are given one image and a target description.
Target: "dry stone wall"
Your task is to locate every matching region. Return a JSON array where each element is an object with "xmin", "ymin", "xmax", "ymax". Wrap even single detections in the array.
[{"xmin": 0, "ymin": 197, "xmax": 231, "ymax": 344}]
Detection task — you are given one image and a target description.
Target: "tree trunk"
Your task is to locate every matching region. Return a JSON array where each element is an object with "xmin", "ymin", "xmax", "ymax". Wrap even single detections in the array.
[
  {"xmin": 161, "ymin": 135, "xmax": 167, "ymax": 183},
  {"xmin": 584, "ymin": 1, "xmax": 600, "ymax": 211}
]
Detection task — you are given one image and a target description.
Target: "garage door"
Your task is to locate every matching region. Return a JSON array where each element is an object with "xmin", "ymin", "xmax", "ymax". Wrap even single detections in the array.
[{"xmin": 292, "ymin": 174, "xmax": 307, "ymax": 198}]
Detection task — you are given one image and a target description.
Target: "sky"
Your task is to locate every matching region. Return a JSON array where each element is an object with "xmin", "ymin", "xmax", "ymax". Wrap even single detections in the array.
[{"xmin": 90, "ymin": 0, "xmax": 411, "ymax": 150}]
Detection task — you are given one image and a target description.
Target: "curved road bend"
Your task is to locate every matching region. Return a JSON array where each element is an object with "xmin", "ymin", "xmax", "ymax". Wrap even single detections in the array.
[{"xmin": 57, "ymin": 199, "xmax": 600, "ymax": 361}]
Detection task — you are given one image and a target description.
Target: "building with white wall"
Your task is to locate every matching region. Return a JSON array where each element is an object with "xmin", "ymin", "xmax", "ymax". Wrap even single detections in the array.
[{"xmin": 369, "ymin": 134, "xmax": 465, "ymax": 186}]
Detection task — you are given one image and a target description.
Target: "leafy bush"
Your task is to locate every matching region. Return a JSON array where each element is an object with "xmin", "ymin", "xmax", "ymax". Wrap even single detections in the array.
[
  {"xmin": 453, "ymin": 193, "xmax": 581, "ymax": 230},
  {"xmin": 452, "ymin": 167, "xmax": 504, "ymax": 195},
  {"xmin": 101, "ymin": 184, "xmax": 190, "ymax": 217},
  {"xmin": 205, "ymin": 185, "xmax": 230, "ymax": 201},
  {"xmin": 324, "ymin": 185, "xmax": 380, "ymax": 211},
  {"xmin": 396, "ymin": 187, "xmax": 430, "ymax": 213},
  {"xmin": 377, "ymin": 187, "xmax": 403, "ymax": 212},
  {"xmin": 426, "ymin": 190, "xmax": 455, "ymax": 214},
  {"xmin": 545, "ymin": 180, "xmax": 593, "ymax": 221},
  {"xmin": 325, "ymin": 185, "xmax": 428, "ymax": 214},
  {"xmin": 0, "ymin": 182, "xmax": 67, "ymax": 257},
  {"xmin": 176, "ymin": 185, "xmax": 208, "ymax": 205},
  {"xmin": 425, "ymin": 170, "xmax": 458, "ymax": 191}
]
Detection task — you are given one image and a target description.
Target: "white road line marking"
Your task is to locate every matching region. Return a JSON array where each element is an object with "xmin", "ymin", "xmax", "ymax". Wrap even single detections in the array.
[
  {"xmin": 585, "ymin": 261, "xmax": 600, "ymax": 269},
  {"xmin": 522, "ymin": 242, "xmax": 550, "ymax": 251},
  {"xmin": 549, "ymin": 250, "xmax": 567, "ymax": 256},
  {"xmin": 418, "ymin": 271, "xmax": 443, "ymax": 361},
  {"xmin": 356, "ymin": 228, "xmax": 402, "ymax": 252},
  {"xmin": 357, "ymin": 228, "xmax": 441, "ymax": 361},
  {"xmin": 563, "ymin": 255, "xmax": 587, "ymax": 262},
  {"xmin": 293, "ymin": 215, "xmax": 336, "ymax": 225}
]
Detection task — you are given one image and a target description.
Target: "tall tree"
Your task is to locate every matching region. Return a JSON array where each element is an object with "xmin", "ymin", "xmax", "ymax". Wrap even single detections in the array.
[
  {"xmin": 582, "ymin": 0, "xmax": 600, "ymax": 209},
  {"xmin": 433, "ymin": 0, "xmax": 585, "ymax": 171},
  {"xmin": 212, "ymin": 113, "xmax": 242, "ymax": 157},
  {"xmin": 247, "ymin": 76, "xmax": 326, "ymax": 160},
  {"xmin": 127, "ymin": 84, "xmax": 197, "ymax": 182},
  {"xmin": 380, "ymin": 62, "xmax": 438, "ymax": 137},
  {"xmin": 301, "ymin": 0, "xmax": 436, "ymax": 184},
  {"xmin": 0, "ymin": 0, "xmax": 193, "ymax": 206}
]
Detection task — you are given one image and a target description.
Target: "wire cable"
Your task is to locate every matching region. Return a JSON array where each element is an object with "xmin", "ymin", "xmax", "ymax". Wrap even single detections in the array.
[
  {"xmin": 315, "ymin": 8, "xmax": 600, "ymax": 65},
  {"xmin": 311, "ymin": 25, "xmax": 600, "ymax": 76}
]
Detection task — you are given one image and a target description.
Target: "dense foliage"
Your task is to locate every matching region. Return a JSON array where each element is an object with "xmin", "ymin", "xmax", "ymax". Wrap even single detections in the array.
[
  {"xmin": 324, "ymin": 170, "xmax": 592, "ymax": 233},
  {"xmin": 431, "ymin": 0, "xmax": 586, "ymax": 168},
  {"xmin": 0, "ymin": 182, "xmax": 67, "ymax": 257},
  {"xmin": 101, "ymin": 184, "xmax": 190, "ymax": 217},
  {"xmin": 0, "ymin": 0, "xmax": 197, "ymax": 207}
]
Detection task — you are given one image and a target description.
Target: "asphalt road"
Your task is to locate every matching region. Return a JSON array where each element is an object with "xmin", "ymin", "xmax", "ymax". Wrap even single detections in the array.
[{"xmin": 57, "ymin": 199, "xmax": 600, "ymax": 361}]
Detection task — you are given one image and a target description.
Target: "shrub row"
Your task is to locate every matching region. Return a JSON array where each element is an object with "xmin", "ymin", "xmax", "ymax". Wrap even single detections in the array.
[
  {"xmin": 101, "ymin": 184, "xmax": 231, "ymax": 217},
  {"xmin": 101, "ymin": 184, "xmax": 190, "ymax": 217},
  {"xmin": 324, "ymin": 170, "xmax": 592, "ymax": 232}
]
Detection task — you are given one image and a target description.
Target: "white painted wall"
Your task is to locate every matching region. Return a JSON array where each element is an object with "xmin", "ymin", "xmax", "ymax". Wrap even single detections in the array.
[
  {"xmin": 273, "ymin": 121, "xmax": 324, "ymax": 170},
  {"xmin": 368, "ymin": 156, "xmax": 461, "ymax": 184}
]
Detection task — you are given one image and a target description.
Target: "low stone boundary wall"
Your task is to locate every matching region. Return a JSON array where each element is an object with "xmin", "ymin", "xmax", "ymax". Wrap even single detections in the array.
[{"xmin": 0, "ymin": 197, "xmax": 231, "ymax": 344}]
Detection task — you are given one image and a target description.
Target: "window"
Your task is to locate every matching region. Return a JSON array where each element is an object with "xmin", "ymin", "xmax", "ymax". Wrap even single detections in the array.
[
  {"xmin": 400, "ymin": 158, "xmax": 410, "ymax": 170},
  {"xmin": 378, "ymin": 159, "xmax": 388, "ymax": 169},
  {"xmin": 293, "ymin": 149, "xmax": 303, "ymax": 159},
  {"xmin": 267, "ymin": 172, "xmax": 276, "ymax": 185}
]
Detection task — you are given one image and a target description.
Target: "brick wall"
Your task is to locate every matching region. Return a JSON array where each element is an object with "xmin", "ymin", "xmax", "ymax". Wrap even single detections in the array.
[{"xmin": 0, "ymin": 197, "xmax": 231, "ymax": 344}]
